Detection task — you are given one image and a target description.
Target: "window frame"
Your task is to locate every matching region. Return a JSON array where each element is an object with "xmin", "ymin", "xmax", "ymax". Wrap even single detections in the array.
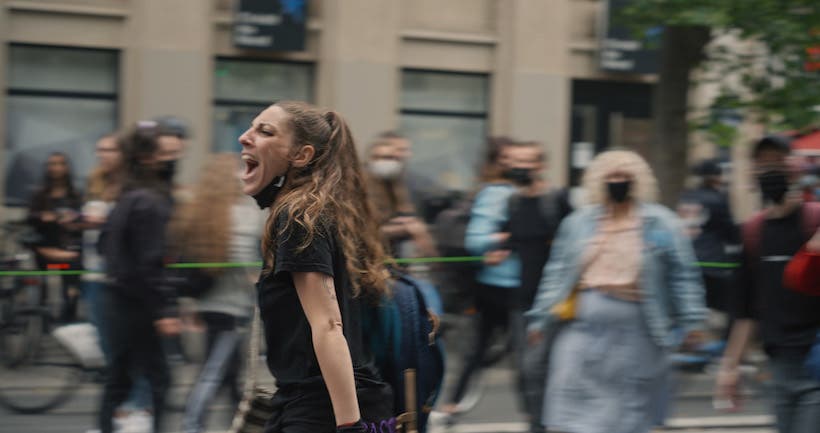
[
  {"xmin": 399, "ymin": 68, "xmax": 491, "ymax": 119},
  {"xmin": 7, "ymin": 43, "xmax": 120, "ymax": 104}
]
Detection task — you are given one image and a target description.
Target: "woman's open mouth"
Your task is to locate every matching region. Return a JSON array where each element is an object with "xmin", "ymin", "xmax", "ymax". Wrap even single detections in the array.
[{"xmin": 241, "ymin": 154, "xmax": 259, "ymax": 181}]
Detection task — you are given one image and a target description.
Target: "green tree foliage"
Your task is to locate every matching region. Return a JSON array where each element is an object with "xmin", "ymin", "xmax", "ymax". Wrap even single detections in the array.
[
  {"xmin": 624, "ymin": 0, "xmax": 820, "ymax": 129},
  {"xmin": 619, "ymin": 0, "xmax": 819, "ymax": 205}
]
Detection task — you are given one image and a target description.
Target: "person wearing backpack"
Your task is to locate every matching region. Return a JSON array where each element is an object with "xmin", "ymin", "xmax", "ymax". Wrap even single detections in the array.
[
  {"xmin": 169, "ymin": 154, "xmax": 264, "ymax": 433},
  {"xmin": 238, "ymin": 101, "xmax": 394, "ymax": 433},
  {"xmin": 716, "ymin": 136, "xmax": 820, "ymax": 432},
  {"xmin": 440, "ymin": 141, "xmax": 555, "ymax": 427},
  {"xmin": 503, "ymin": 143, "xmax": 572, "ymax": 433},
  {"xmin": 97, "ymin": 122, "xmax": 184, "ymax": 433}
]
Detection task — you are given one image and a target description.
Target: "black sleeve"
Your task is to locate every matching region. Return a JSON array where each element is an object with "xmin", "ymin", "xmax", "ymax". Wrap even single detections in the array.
[
  {"xmin": 128, "ymin": 193, "xmax": 177, "ymax": 318},
  {"xmin": 716, "ymin": 194, "xmax": 740, "ymax": 245},
  {"xmin": 273, "ymin": 214, "xmax": 334, "ymax": 278},
  {"xmin": 557, "ymin": 188, "xmax": 573, "ymax": 220},
  {"xmin": 730, "ymin": 251, "xmax": 757, "ymax": 320}
]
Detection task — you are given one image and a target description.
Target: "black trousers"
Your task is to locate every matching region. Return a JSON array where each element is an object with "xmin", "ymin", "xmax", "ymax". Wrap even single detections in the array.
[
  {"xmin": 448, "ymin": 283, "xmax": 512, "ymax": 404},
  {"xmin": 98, "ymin": 291, "xmax": 170, "ymax": 433},
  {"xmin": 263, "ymin": 379, "xmax": 394, "ymax": 433}
]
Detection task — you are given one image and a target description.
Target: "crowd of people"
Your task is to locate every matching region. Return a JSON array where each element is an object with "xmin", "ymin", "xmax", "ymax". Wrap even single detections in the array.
[{"xmin": 15, "ymin": 100, "xmax": 820, "ymax": 433}]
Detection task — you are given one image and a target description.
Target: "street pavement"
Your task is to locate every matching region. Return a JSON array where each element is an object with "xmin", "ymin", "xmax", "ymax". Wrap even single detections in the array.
[
  {"xmin": 0, "ymin": 313, "xmax": 775, "ymax": 433},
  {"xmin": 0, "ymin": 355, "xmax": 775, "ymax": 433}
]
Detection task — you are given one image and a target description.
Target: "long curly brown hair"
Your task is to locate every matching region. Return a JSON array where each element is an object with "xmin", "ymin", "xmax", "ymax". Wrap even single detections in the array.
[
  {"xmin": 262, "ymin": 101, "xmax": 389, "ymax": 298},
  {"xmin": 169, "ymin": 153, "xmax": 241, "ymax": 276}
]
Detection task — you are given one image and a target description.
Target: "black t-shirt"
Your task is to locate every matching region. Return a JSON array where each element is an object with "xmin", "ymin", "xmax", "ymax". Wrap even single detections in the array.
[
  {"xmin": 506, "ymin": 190, "xmax": 571, "ymax": 309},
  {"xmin": 733, "ymin": 207, "xmax": 820, "ymax": 356},
  {"xmin": 256, "ymin": 213, "xmax": 384, "ymax": 391}
]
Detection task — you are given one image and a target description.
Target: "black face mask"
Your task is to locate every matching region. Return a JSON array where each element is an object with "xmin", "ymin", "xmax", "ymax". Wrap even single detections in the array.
[
  {"xmin": 607, "ymin": 180, "xmax": 632, "ymax": 203},
  {"xmin": 252, "ymin": 176, "xmax": 286, "ymax": 209},
  {"xmin": 157, "ymin": 159, "xmax": 177, "ymax": 183},
  {"xmin": 757, "ymin": 170, "xmax": 789, "ymax": 204},
  {"xmin": 504, "ymin": 167, "xmax": 533, "ymax": 186}
]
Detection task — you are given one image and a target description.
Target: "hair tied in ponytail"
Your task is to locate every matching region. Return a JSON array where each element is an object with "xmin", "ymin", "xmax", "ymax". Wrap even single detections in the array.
[{"xmin": 324, "ymin": 111, "xmax": 336, "ymax": 127}]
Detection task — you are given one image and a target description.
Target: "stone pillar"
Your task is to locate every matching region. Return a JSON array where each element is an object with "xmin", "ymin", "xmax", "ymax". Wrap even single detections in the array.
[
  {"xmin": 0, "ymin": 0, "xmax": 8, "ymax": 213},
  {"xmin": 317, "ymin": 0, "xmax": 401, "ymax": 152},
  {"xmin": 121, "ymin": 0, "xmax": 213, "ymax": 184},
  {"xmin": 493, "ymin": 0, "xmax": 572, "ymax": 186}
]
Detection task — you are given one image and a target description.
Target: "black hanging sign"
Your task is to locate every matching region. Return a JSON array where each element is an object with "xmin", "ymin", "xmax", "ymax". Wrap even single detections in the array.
[
  {"xmin": 234, "ymin": 0, "xmax": 306, "ymax": 51},
  {"xmin": 600, "ymin": 0, "xmax": 659, "ymax": 74}
]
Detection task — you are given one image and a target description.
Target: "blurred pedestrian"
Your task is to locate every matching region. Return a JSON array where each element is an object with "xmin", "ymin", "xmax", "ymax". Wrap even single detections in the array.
[
  {"xmin": 677, "ymin": 159, "xmax": 739, "ymax": 341},
  {"xmin": 440, "ymin": 140, "xmax": 546, "ymax": 421},
  {"xmin": 82, "ymin": 133, "xmax": 154, "ymax": 433},
  {"xmin": 502, "ymin": 142, "xmax": 571, "ymax": 433},
  {"xmin": 97, "ymin": 122, "xmax": 183, "ymax": 433},
  {"xmin": 364, "ymin": 135, "xmax": 437, "ymax": 259},
  {"xmin": 81, "ymin": 133, "xmax": 122, "ymax": 339},
  {"xmin": 27, "ymin": 151, "xmax": 83, "ymax": 322},
  {"xmin": 716, "ymin": 136, "xmax": 820, "ymax": 433},
  {"xmin": 527, "ymin": 149, "xmax": 706, "ymax": 433},
  {"xmin": 173, "ymin": 153, "xmax": 263, "ymax": 433},
  {"xmin": 430, "ymin": 136, "xmax": 514, "ymax": 315},
  {"xmin": 238, "ymin": 101, "xmax": 394, "ymax": 432}
]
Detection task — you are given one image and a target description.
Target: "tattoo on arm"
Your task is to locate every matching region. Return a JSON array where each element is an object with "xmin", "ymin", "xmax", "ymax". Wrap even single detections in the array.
[{"xmin": 322, "ymin": 276, "xmax": 336, "ymax": 301}]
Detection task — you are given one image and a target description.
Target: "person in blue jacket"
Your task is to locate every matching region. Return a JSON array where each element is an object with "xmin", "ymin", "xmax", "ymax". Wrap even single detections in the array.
[{"xmin": 526, "ymin": 149, "xmax": 706, "ymax": 433}]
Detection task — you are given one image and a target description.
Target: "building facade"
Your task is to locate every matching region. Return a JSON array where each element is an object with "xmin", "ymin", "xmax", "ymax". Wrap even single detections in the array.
[{"xmin": 2, "ymin": 0, "xmax": 663, "ymax": 214}]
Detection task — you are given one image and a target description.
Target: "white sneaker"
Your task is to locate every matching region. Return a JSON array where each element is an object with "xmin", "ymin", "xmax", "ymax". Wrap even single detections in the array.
[{"xmin": 118, "ymin": 411, "xmax": 153, "ymax": 433}]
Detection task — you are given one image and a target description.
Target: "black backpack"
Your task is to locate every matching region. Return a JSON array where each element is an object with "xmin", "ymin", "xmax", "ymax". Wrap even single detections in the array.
[{"xmin": 363, "ymin": 272, "xmax": 445, "ymax": 433}]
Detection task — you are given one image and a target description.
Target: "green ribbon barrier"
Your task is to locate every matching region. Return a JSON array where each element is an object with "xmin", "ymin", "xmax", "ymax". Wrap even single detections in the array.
[{"xmin": 0, "ymin": 256, "xmax": 740, "ymax": 276}]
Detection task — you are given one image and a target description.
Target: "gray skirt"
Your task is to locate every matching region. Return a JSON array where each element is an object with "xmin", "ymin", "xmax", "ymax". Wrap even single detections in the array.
[{"xmin": 545, "ymin": 290, "xmax": 669, "ymax": 433}]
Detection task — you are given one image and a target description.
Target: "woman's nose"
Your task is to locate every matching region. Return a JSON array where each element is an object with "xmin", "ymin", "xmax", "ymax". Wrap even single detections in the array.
[{"xmin": 238, "ymin": 130, "xmax": 252, "ymax": 148}]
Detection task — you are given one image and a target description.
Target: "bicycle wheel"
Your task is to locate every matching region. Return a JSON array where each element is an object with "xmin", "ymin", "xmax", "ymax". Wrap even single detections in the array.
[
  {"xmin": 0, "ymin": 280, "xmax": 44, "ymax": 366},
  {"xmin": 0, "ymin": 316, "xmax": 83, "ymax": 414}
]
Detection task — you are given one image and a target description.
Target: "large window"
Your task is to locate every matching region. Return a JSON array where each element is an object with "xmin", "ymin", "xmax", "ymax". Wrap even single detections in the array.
[
  {"xmin": 399, "ymin": 70, "xmax": 489, "ymax": 193},
  {"xmin": 5, "ymin": 45, "xmax": 118, "ymax": 206},
  {"xmin": 213, "ymin": 59, "xmax": 314, "ymax": 152}
]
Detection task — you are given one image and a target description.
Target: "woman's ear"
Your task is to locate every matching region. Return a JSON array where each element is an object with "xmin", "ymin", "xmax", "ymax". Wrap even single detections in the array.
[{"xmin": 292, "ymin": 144, "xmax": 316, "ymax": 168}]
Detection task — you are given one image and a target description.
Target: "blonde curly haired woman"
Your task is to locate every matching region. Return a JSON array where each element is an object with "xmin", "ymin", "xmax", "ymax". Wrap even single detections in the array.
[
  {"xmin": 171, "ymin": 153, "xmax": 265, "ymax": 433},
  {"xmin": 526, "ymin": 149, "xmax": 706, "ymax": 433}
]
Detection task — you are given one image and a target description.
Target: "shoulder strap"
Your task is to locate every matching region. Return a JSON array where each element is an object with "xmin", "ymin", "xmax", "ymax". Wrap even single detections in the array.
[{"xmin": 742, "ymin": 210, "xmax": 767, "ymax": 261}]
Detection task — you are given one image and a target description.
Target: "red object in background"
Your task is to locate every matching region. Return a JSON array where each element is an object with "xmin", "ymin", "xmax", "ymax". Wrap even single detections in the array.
[
  {"xmin": 46, "ymin": 263, "xmax": 71, "ymax": 270},
  {"xmin": 790, "ymin": 129, "xmax": 820, "ymax": 156},
  {"xmin": 806, "ymin": 45, "xmax": 820, "ymax": 72},
  {"xmin": 784, "ymin": 247, "xmax": 820, "ymax": 296}
]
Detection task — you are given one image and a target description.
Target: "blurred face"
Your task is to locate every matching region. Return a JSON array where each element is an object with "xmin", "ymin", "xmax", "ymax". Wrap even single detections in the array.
[
  {"xmin": 505, "ymin": 146, "xmax": 544, "ymax": 173},
  {"xmin": 605, "ymin": 170, "xmax": 633, "ymax": 183},
  {"xmin": 95, "ymin": 136, "xmax": 121, "ymax": 173},
  {"xmin": 370, "ymin": 143, "xmax": 399, "ymax": 163},
  {"xmin": 238, "ymin": 105, "xmax": 295, "ymax": 196},
  {"xmin": 391, "ymin": 138, "xmax": 412, "ymax": 162},
  {"xmin": 156, "ymin": 135, "xmax": 185, "ymax": 162},
  {"xmin": 46, "ymin": 154, "xmax": 69, "ymax": 180}
]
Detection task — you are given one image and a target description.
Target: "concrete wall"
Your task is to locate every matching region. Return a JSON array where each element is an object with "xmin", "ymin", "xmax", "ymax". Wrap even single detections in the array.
[{"xmin": 1, "ymin": 0, "xmax": 673, "ymax": 217}]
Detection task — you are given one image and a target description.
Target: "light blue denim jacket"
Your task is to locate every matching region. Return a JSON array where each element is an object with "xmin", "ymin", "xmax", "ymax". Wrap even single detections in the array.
[
  {"xmin": 525, "ymin": 203, "xmax": 707, "ymax": 348},
  {"xmin": 465, "ymin": 183, "xmax": 522, "ymax": 289}
]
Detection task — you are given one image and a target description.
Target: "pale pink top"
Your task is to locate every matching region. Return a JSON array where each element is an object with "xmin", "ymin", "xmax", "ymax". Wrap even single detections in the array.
[{"xmin": 580, "ymin": 217, "xmax": 643, "ymax": 301}]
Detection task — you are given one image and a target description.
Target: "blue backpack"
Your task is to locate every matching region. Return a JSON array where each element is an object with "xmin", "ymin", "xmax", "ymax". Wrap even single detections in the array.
[{"xmin": 363, "ymin": 272, "xmax": 445, "ymax": 433}]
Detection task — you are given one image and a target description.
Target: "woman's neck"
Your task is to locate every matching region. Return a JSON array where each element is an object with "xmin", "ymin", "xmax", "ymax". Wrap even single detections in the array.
[{"xmin": 608, "ymin": 201, "xmax": 634, "ymax": 221}]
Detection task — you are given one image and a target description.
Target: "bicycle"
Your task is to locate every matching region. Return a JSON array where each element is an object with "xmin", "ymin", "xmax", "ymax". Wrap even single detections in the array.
[{"xmin": 0, "ymin": 300, "xmax": 248, "ymax": 415}]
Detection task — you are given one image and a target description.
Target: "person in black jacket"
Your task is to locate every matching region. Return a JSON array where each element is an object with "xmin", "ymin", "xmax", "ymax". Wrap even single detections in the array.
[
  {"xmin": 677, "ymin": 159, "xmax": 739, "ymax": 315},
  {"xmin": 97, "ymin": 121, "xmax": 184, "ymax": 433}
]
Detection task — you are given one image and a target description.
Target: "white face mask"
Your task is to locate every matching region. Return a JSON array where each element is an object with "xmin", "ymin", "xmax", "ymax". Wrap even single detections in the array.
[{"xmin": 369, "ymin": 159, "xmax": 403, "ymax": 180}]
